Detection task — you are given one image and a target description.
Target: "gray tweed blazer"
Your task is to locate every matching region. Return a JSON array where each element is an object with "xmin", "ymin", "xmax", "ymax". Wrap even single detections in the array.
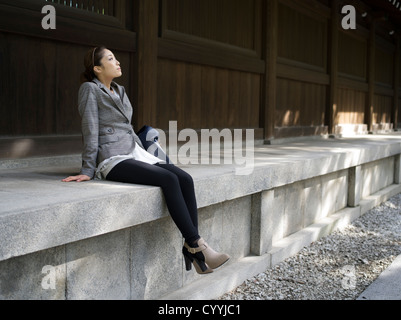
[{"xmin": 78, "ymin": 78, "xmax": 143, "ymax": 178}]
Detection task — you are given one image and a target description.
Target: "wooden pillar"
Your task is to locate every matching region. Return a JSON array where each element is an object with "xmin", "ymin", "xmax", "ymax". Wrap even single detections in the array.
[
  {"xmin": 366, "ymin": 20, "xmax": 376, "ymax": 133},
  {"xmin": 393, "ymin": 37, "xmax": 400, "ymax": 131},
  {"xmin": 133, "ymin": 0, "xmax": 159, "ymax": 129},
  {"xmin": 260, "ymin": 0, "xmax": 278, "ymax": 142},
  {"xmin": 327, "ymin": 0, "xmax": 339, "ymax": 136}
]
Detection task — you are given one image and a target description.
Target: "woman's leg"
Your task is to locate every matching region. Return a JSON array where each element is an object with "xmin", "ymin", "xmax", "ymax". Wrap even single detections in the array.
[
  {"xmin": 106, "ymin": 159, "xmax": 200, "ymax": 244},
  {"xmin": 154, "ymin": 163, "xmax": 198, "ymax": 230}
]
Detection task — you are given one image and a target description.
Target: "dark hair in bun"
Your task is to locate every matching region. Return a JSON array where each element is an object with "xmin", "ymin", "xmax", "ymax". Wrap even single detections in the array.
[{"xmin": 80, "ymin": 46, "xmax": 107, "ymax": 83}]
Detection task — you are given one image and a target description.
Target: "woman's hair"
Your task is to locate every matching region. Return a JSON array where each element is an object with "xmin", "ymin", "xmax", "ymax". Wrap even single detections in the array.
[{"xmin": 80, "ymin": 46, "xmax": 107, "ymax": 83}]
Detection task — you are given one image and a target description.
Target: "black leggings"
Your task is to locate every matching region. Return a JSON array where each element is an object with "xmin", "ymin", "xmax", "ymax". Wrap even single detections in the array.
[{"xmin": 106, "ymin": 159, "xmax": 200, "ymax": 244}]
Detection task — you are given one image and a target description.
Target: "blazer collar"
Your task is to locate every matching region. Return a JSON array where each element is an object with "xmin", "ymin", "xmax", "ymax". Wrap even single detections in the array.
[{"xmin": 92, "ymin": 78, "xmax": 129, "ymax": 120}]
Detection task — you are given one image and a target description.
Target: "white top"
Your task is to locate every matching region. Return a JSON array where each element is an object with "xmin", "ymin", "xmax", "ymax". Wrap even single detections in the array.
[{"xmin": 95, "ymin": 142, "xmax": 163, "ymax": 180}]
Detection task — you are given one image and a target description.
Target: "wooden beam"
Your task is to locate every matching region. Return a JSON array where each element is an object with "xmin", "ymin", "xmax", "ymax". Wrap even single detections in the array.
[
  {"xmin": 158, "ymin": 31, "xmax": 265, "ymax": 74},
  {"xmin": 0, "ymin": 3, "xmax": 136, "ymax": 52},
  {"xmin": 366, "ymin": 20, "xmax": 376, "ymax": 133},
  {"xmin": 260, "ymin": 0, "xmax": 278, "ymax": 142},
  {"xmin": 327, "ymin": 0, "xmax": 340, "ymax": 135},
  {"xmin": 393, "ymin": 36, "xmax": 400, "ymax": 130},
  {"xmin": 133, "ymin": 0, "xmax": 159, "ymax": 130}
]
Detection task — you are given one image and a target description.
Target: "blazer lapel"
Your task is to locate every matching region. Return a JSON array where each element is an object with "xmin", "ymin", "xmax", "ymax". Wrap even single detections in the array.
[{"xmin": 93, "ymin": 78, "xmax": 129, "ymax": 121}]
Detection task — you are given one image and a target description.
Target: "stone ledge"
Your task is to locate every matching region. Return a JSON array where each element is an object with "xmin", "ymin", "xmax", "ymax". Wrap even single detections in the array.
[{"xmin": 1, "ymin": 135, "xmax": 401, "ymax": 262}]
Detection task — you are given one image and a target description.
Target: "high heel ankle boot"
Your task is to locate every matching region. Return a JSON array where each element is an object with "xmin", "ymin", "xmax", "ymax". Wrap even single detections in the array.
[
  {"xmin": 184, "ymin": 238, "xmax": 230, "ymax": 270},
  {"xmin": 182, "ymin": 245, "xmax": 213, "ymax": 274}
]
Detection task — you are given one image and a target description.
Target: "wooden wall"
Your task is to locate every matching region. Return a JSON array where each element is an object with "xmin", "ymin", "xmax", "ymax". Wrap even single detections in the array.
[
  {"xmin": 155, "ymin": 0, "xmax": 263, "ymax": 130},
  {"xmin": 0, "ymin": 0, "xmax": 400, "ymax": 159},
  {"xmin": 275, "ymin": 0, "xmax": 329, "ymax": 137}
]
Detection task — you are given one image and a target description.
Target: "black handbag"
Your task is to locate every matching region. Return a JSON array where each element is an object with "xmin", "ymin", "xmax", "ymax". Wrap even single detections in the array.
[{"xmin": 137, "ymin": 125, "xmax": 171, "ymax": 164}]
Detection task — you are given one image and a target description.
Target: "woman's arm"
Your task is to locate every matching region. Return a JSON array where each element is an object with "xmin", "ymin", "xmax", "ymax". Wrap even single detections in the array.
[
  {"xmin": 78, "ymin": 83, "xmax": 100, "ymax": 179},
  {"xmin": 63, "ymin": 83, "xmax": 99, "ymax": 182}
]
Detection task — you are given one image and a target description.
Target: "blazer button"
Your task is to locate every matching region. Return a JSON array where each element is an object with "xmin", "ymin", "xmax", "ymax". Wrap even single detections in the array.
[{"xmin": 128, "ymin": 130, "xmax": 132, "ymax": 134}]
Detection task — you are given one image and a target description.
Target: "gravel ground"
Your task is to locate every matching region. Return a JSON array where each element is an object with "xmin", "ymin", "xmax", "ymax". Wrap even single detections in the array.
[{"xmin": 219, "ymin": 194, "xmax": 401, "ymax": 300}]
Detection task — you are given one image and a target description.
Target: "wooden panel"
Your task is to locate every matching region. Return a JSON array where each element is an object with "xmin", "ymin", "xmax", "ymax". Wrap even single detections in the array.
[
  {"xmin": 159, "ymin": 0, "xmax": 263, "ymax": 74},
  {"xmin": 277, "ymin": 60, "xmax": 329, "ymax": 85},
  {"xmin": 277, "ymin": 3, "xmax": 328, "ymax": 70},
  {"xmin": 156, "ymin": 59, "xmax": 260, "ymax": 130},
  {"xmin": 373, "ymin": 94, "xmax": 392, "ymax": 124},
  {"xmin": 133, "ymin": 0, "xmax": 159, "ymax": 130},
  {"xmin": 158, "ymin": 36, "xmax": 265, "ymax": 74},
  {"xmin": 272, "ymin": 1, "xmax": 330, "ymax": 133},
  {"xmin": 398, "ymin": 97, "xmax": 401, "ymax": 126},
  {"xmin": 336, "ymin": 88, "xmax": 366, "ymax": 124},
  {"xmin": 0, "ymin": 35, "xmax": 59, "ymax": 136},
  {"xmin": 275, "ymin": 78, "xmax": 326, "ymax": 127},
  {"xmin": 162, "ymin": 0, "xmax": 259, "ymax": 51},
  {"xmin": 156, "ymin": 59, "xmax": 202, "ymax": 129},
  {"xmin": 375, "ymin": 46, "xmax": 394, "ymax": 86},
  {"xmin": 338, "ymin": 31, "xmax": 367, "ymax": 80},
  {"xmin": 398, "ymin": 51, "xmax": 401, "ymax": 84}
]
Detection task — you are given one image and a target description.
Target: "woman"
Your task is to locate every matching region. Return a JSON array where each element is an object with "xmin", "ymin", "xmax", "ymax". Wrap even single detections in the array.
[{"xmin": 63, "ymin": 46, "xmax": 229, "ymax": 274}]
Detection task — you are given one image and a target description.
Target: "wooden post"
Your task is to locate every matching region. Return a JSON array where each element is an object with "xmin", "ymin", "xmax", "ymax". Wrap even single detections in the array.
[
  {"xmin": 393, "ymin": 36, "xmax": 400, "ymax": 131},
  {"xmin": 133, "ymin": 0, "xmax": 159, "ymax": 130},
  {"xmin": 327, "ymin": 0, "xmax": 339, "ymax": 136},
  {"xmin": 260, "ymin": 0, "xmax": 278, "ymax": 142},
  {"xmin": 366, "ymin": 20, "xmax": 376, "ymax": 133}
]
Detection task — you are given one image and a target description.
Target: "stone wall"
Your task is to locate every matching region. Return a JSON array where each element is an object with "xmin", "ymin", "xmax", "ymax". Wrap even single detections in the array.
[{"xmin": 1, "ymin": 137, "xmax": 401, "ymax": 300}]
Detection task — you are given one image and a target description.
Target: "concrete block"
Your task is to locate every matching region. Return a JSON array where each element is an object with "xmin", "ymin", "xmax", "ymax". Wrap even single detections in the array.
[
  {"xmin": 361, "ymin": 157, "xmax": 394, "ymax": 198},
  {"xmin": 251, "ymin": 190, "xmax": 274, "ymax": 256},
  {"xmin": 304, "ymin": 176, "xmax": 323, "ymax": 226},
  {"xmin": 360, "ymin": 184, "xmax": 401, "ymax": 215},
  {"xmin": 66, "ymin": 230, "xmax": 131, "ymax": 300},
  {"xmin": 220, "ymin": 196, "xmax": 252, "ymax": 261},
  {"xmin": 272, "ymin": 186, "xmax": 285, "ymax": 243},
  {"xmin": 270, "ymin": 230, "xmax": 312, "ymax": 267},
  {"xmin": 283, "ymin": 181, "xmax": 305, "ymax": 237},
  {"xmin": 0, "ymin": 246, "xmax": 65, "ymax": 300},
  {"xmin": 348, "ymin": 165, "xmax": 361, "ymax": 207},
  {"xmin": 183, "ymin": 196, "xmax": 252, "ymax": 287},
  {"xmin": 321, "ymin": 170, "xmax": 348, "ymax": 218},
  {"xmin": 335, "ymin": 170, "xmax": 348, "ymax": 212},
  {"xmin": 130, "ymin": 217, "xmax": 183, "ymax": 300},
  {"xmin": 395, "ymin": 154, "xmax": 401, "ymax": 184},
  {"xmin": 270, "ymin": 206, "xmax": 361, "ymax": 267}
]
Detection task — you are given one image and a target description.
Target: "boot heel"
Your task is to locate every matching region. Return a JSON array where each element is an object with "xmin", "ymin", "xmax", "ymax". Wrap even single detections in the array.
[
  {"xmin": 184, "ymin": 255, "xmax": 192, "ymax": 271},
  {"xmin": 182, "ymin": 246, "xmax": 213, "ymax": 275},
  {"xmin": 193, "ymin": 258, "xmax": 209, "ymax": 273}
]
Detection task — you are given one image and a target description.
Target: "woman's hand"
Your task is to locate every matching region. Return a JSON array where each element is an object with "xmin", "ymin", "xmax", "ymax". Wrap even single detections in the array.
[{"xmin": 62, "ymin": 175, "xmax": 91, "ymax": 183}]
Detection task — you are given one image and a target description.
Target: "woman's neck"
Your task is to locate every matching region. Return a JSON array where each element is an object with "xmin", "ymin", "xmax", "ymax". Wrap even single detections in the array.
[{"xmin": 97, "ymin": 76, "xmax": 113, "ymax": 91}]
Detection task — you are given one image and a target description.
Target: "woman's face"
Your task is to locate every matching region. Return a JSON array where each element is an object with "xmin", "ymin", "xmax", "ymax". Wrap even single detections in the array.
[{"xmin": 95, "ymin": 49, "xmax": 122, "ymax": 80}]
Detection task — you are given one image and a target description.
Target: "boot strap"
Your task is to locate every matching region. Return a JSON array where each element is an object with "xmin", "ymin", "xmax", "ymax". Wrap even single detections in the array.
[{"xmin": 185, "ymin": 242, "xmax": 207, "ymax": 254}]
